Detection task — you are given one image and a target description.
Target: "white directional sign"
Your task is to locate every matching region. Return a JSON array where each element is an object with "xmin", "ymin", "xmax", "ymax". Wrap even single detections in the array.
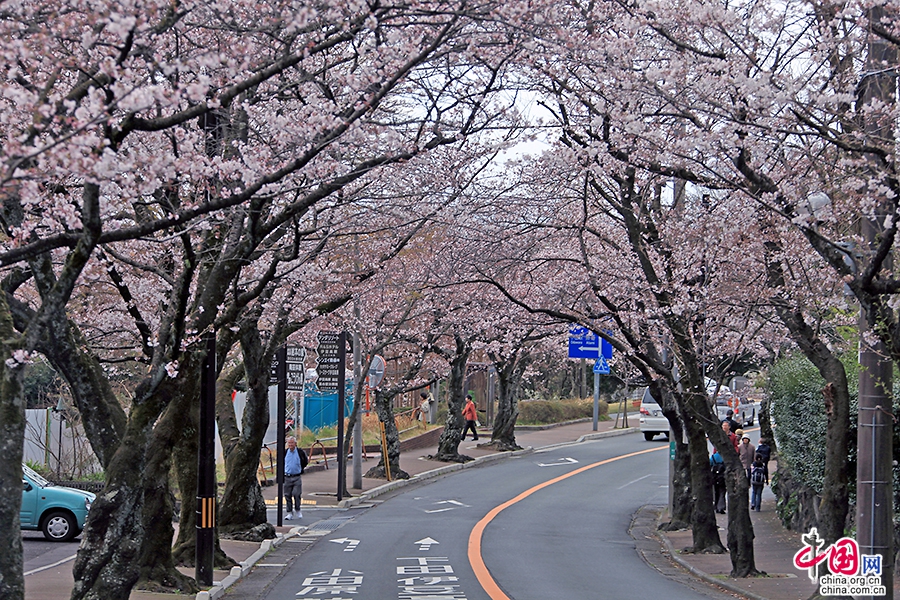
[
  {"xmin": 330, "ymin": 537, "xmax": 360, "ymax": 552},
  {"xmin": 315, "ymin": 331, "xmax": 341, "ymax": 391},
  {"xmin": 414, "ymin": 537, "xmax": 439, "ymax": 551},
  {"xmin": 537, "ymin": 457, "xmax": 579, "ymax": 467}
]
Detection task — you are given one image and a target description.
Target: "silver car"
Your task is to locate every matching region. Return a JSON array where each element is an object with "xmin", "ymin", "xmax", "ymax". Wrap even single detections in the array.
[{"xmin": 638, "ymin": 388, "xmax": 670, "ymax": 441}]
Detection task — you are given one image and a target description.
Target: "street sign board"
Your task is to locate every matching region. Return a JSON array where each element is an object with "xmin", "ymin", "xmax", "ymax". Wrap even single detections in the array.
[
  {"xmin": 568, "ymin": 326, "xmax": 613, "ymax": 359},
  {"xmin": 315, "ymin": 331, "xmax": 341, "ymax": 391},
  {"xmin": 286, "ymin": 347, "xmax": 306, "ymax": 392},
  {"xmin": 270, "ymin": 346, "xmax": 307, "ymax": 390},
  {"xmin": 593, "ymin": 357, "xmax": 610, "ymax": 375}
]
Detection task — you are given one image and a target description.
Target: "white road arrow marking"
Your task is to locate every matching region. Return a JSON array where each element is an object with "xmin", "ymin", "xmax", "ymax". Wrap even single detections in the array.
[
  {"xmin": 330, "ymin": 538, "xmax": 360, "ymax": 552},
  {"xmin": 415, "ymin": 537, "xmax": 440, "ymax": 551},
  {"xmin": 537, "ymin": 457, "xmax": 579, "ymax": 467},
  {"xmin": 423, "ymin": 499, "xmax": 470, "ymax": 513}
]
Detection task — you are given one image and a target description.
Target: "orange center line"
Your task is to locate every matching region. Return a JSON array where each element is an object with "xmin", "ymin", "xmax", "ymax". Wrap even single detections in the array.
[{"xmin": 467, "ymin": 445, "xmax": 667, "ymax": 600}]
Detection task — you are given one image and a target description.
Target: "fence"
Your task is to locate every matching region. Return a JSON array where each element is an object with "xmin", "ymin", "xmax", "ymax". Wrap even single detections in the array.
[{"xmin": 24, "ymin": 408, "xmax": 101, "ymax": 478}]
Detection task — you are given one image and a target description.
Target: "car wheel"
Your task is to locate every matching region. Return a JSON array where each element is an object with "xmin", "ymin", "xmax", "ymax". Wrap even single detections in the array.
[
  {"xmin": 42, "ymin": 511, "xmax": 77, "ymax": 542},
  {"xmin": 644, "ymin": 432, "xmax": 655, "ymax": 441}
]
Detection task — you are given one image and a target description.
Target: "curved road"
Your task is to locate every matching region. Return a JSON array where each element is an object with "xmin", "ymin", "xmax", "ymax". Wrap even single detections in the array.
[{"xmin": 237, "ymin": 433, "xmax": 732, "ymax": 600}]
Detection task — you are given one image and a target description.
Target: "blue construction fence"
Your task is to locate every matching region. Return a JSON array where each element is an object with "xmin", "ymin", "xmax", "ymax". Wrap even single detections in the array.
[{"xmin": 302, "ymin": 381, "xmax": 355, "ymax": 432}]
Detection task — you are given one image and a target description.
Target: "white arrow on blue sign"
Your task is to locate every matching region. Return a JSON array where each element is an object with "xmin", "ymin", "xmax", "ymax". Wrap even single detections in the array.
[{"xmin": 568, "ymin": 326, "xmax": 613, "ymax": 359}]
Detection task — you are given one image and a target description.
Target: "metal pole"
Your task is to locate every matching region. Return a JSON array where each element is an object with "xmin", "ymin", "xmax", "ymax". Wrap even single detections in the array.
[
  {"xmin": 592, "ymin": 371, "xmax": 600, "ymax": 431},
  {"xmin": 195, "ymin": 332, "xmax": 216, "ymax": 586},
  {"xmin": 352, "ymin": 329, "xmax": 362, "ymax": 489},
  {"xmin": 337, "ymin": 332, "xmax": 347, "ymax": 501},
  {"xmin": 276, "ymin": 345, "xmax": 287, "ymax": 527},
  {"xmin": 856, "ymin": 11, "xmax": 895, "ymax": 597}
]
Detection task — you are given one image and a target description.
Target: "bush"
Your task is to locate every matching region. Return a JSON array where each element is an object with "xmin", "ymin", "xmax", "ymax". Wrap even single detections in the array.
[{"xmin": 517, "ymin": 398, "xmax": 607, "ymax": 425}]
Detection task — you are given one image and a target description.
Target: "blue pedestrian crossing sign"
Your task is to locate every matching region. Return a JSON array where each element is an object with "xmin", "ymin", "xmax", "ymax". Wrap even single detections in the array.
[{"xmin": 593, "ymin": 357, "xmax": 610, "ymax": 375}]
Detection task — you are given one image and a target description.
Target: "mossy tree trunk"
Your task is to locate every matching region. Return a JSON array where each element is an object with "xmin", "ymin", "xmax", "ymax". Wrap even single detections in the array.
[
  {"xmin": 434, "ymin": 335, "xmax": 472, "ymax": 463},
  {"xmin": 365, "ymin": 388, "xmax": 408, "ymax": 480},
  {"xmin": 653, "ymin": 383, "xmax": 692, "ymax": 530},
  {"xmin": 487, "ymin": 348, "xmax": 530, "ymax": 451}
]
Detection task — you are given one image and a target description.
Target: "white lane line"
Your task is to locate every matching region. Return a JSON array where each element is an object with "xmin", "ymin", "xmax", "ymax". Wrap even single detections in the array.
[
  {"xmin": 617, "ymin": 474, "xmax": 652, "ymax": 490},
  {"xmin": 24, "ymin": 554, "xmax": 77, "ymax": 576}
]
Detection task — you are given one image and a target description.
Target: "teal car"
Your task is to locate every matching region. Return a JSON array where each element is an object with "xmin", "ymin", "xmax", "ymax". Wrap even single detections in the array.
[{"xmin": 21, "ymin": 464, "xmax": 95, "ymax": 542}]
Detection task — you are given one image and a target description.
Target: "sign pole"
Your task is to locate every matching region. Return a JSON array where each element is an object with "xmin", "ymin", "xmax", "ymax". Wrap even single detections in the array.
[
  {"xmin": 195, "ymin": 332, "xmax": 216, "ymax": 586},
  {"xmin": 336, "ymin": 332, "xmax": 347, "ymax": 501},
  {"xmin": 276, "ymin": 345, "xmax": 287, "ymax": 527},
  {"xmin": 592, "ymin": 370, "xmax": 600, "ymax": 431}
]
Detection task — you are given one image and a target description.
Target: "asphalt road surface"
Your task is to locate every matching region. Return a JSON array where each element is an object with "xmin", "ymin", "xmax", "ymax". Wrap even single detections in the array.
[{"xmin": 233, "ymin": 433, "xmax": 733, "ymax": 600}]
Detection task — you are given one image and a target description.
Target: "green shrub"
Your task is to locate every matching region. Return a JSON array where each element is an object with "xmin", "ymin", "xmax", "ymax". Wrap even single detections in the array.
[{"xmin": 517, "ymin": 398, "xmax": 607, "ymax": 425}]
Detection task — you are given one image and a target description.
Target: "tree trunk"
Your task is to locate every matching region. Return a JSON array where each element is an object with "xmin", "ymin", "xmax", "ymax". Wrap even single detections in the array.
[
  {"xmin": 433, "ymin": 337, "xmax": 472, "ymax": 462},
  {"xmin": 137, "ymin": 389, "xmax": 199, "ymax": 593},
  {"xmin": 682, "ymin": 400, "xmax": 726, "ymax": 554},
  {"xmin": 216, "ymin": 363, "xmax": 272, "ymax": 535},
  {"xmin": 721, "ymin": 442, "xmax": 758, "ymax": 577},
  {"xmin": 217, "ymin": 323, "xmax": 275, "ymax": 535},
  {"xmin": 758, "ymin": 397, "xmax": 777, "ymax": 455},
  {"xmin": 365, "ymin": 388, "xmax": 408, "ymax": 479},
  {"xmin": 764, "ymin": 244, "xmax": 850, "ymax": 546},
  {"xmin": 0, "ymin": 295, "xmax": 26, "ymax": 600},
  {"xmin": 71, "ymin": 393, "xmax": 168, "ymax": 600},
  {"xmin": 654, "ymin": 384, "xmax": 692, "ymax": 530},
  {"xmin": 488, "ymin": 356, "xmax": 525, "ymax": 451}
]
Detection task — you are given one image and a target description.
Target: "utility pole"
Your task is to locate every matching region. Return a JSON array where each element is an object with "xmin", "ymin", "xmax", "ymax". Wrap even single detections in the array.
[{"xmin": 856, "ymin": 8, "xmax": 895, "ymax": 598}]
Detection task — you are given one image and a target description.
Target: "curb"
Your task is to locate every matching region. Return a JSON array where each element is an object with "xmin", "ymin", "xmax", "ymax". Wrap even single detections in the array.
[
  {"xmin": 652, "ymin": 512, "xmax": 769, "ymax": 600},
  {"xmin": 196, "ymin": 526, "xmax": 304, "ymax": 600}
]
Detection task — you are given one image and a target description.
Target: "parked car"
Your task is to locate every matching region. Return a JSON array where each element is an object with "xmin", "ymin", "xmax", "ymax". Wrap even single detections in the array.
[
  {"xmin": 21, "ymin": 464, "xmax": 94, "ymax": 542},
  {"xmin": 638, "ymin": 388, "xmax": 670, "ymax": 441}
]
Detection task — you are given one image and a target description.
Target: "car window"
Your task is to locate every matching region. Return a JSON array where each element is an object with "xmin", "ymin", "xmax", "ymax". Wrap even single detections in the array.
[
  {"xmin": 22, "ymin": 464, "xmax": 51, "ymax": 487},
  {"xmin": 640, "ymin": 390, "xmax": 658, "ymax": 405}
]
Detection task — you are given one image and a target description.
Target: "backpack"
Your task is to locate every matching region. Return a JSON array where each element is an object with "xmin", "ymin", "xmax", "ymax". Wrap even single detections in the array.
[
  {"xmin": 711, "ymin": 460, "xmax": 726, "ymax": 485},
  {"xmin": 299, "ymin": 448, "xmax": 309, "ymax": 472},
  {"xmin": 750, "ymin": 465, "xmax": 765, "ymax": 486}
]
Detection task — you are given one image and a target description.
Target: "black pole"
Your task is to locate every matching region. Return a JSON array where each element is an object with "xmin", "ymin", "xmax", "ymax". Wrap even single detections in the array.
[
  {"xmin": 336, "ymin": 332, "xmax": 347, "ymax": 501},
  {"xmin": 195, "ymin": 332, "xmax": 216, "ymax": 586},
  {"xmin": 276, "ymin": 345, "xmax": 287, "ymax": 526}
]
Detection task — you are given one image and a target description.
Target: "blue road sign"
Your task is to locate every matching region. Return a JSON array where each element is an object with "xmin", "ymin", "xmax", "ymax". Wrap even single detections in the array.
[
  {"xmin": 568, "ymin": 327, "xmax": 613, "ymax": 359},
  {"xmin": 593, "ymin": 357, "xmax": 610, "ymax": 374}
]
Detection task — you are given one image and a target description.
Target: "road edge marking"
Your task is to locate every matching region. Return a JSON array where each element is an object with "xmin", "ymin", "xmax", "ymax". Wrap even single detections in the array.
[{"xmin": 467, "ymin": 445, "xmax": 666, "ymax": 600}]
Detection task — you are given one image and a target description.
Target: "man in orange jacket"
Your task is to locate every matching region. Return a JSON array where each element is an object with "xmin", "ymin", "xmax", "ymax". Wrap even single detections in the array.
[{"xmin": 462, "ymin": 395, "xmax": 479, "ymax": 441}]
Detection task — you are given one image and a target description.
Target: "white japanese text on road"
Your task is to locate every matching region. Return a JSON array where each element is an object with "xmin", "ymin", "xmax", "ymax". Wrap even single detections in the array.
[
  {"xmin": 296, "ymin": 568, "xmax": 363, "ymax": 599},
  {"xmin": 398, "ymin": 556, "xmax": 467, "ymax": 600}
]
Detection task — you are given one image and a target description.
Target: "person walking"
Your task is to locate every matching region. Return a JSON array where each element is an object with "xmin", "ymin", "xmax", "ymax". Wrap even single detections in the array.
[
  {"xmin": 721, "ymin": 421, "xmax": 738, "ymax": 452},
  {"xmin": 283, "ymin": 436, "xmax": 308, "ymax": 520},
  {"xmin": 419, "ymin": 391, "xmax": 433, "ymax": 424},
  {"xmin": 710, "ymin": 448, "xmax": 727, "ymax": 514},
  {"xmin": 750, "ymin": 453, "xmax": 767, "ymax": 511},
  {"xmin": 738, "ymin": 434, "xmax": 756, "ymax": 480},
  {"xmin": 724, "ymin": 410, "xmax": 740, "ymax": 437},
  {"xmin": 461, "ymin": 395, "xmax": 479, "ymax": 441}
]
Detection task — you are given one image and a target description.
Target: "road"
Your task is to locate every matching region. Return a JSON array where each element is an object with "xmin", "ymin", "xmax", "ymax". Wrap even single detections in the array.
[
  {"xmin": 22, "ymin": 530, "xmax": 81, "ymax": 577},
  {"xmin": 230, "ymin": 433, "xmax": 733, "ymax": 600}
]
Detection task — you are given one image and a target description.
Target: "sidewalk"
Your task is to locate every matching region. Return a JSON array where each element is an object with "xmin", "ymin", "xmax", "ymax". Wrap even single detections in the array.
[{"xmin": 24, "ymin": 415, "xmax": 856, "ymax": 600}]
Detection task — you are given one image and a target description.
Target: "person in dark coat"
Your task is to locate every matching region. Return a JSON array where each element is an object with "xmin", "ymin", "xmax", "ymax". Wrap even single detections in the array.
[
  {"xmin": 749, "ymin": 454, "xmax": 767, "ymax": 511},
  {"xmin": 710, "ymin": 448, "xmax": 727, "ymax": 514}
]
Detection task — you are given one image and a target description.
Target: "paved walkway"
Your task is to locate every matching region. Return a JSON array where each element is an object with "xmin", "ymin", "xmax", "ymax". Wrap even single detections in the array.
[{"xmin": 24, "ymin": 415, "xmax": 878, "ymax": 600}]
